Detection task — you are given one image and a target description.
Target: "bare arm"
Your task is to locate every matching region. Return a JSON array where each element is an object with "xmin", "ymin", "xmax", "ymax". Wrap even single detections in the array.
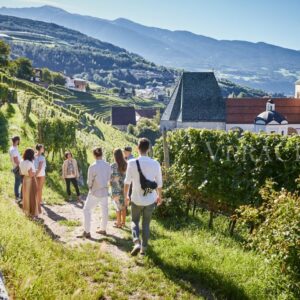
[
  {"xmin": 124, "ymin": 184, "xmax": 130, "ymax": 206},
  {"xmin": 87, "ymin": 166, "xmax": 94, "ymax": 190},
  {"xmin": 28, "ymin": 168, "xmax": 35, "ymax": 178},
  {"xmin": 62, "ymin": 162, "xmax": 65, "ymax": 179},
  {"xmin": 155, "ymin": 164, "xmax": 163, "ymax": 205},
  {"xmin": 124, "ymin": 161, "xmax": 133, "ymax": 206},
  {"xmin": 13, "ymin": 156, "xmax": 20, "ymax": 166}
]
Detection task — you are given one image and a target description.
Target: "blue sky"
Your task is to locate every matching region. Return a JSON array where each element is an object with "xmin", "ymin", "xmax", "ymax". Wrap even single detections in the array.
[{"xmin": 1, "ymin": 0, "xmax": 300, "ymax": 50}]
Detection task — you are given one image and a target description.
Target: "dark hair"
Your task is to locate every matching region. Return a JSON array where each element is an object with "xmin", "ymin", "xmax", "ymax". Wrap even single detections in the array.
[
  {"xmin": 65, "ymin": 151, "xmax": 72, "ymax": 159},
  {"xmin": 138, "ymin": 138, "xmax": 150, "ymax": 153},
  {"xmin": 23, "ymin": 148, "xmax": 35, "ymax": 161},
  {"xmin": 93, "ymin": 147, "xmax": 103, "ymax": 158},
  {"xmin": 114, "ymin": 148, "xmax": 127, "ymax": 174},
  {"xmin": 124, "ymin": 146, "xmax": 132, "ymax": 152},
  {"xmin": 12, "ymin": 136, "xmax": 20, "ymax": 144},
  {"xmin": 36, "ymin": 144, "xmax": 44, "ymax": 151}
]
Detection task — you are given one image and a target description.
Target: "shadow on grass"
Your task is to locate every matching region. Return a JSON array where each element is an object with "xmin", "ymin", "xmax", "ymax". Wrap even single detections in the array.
[
  {"xmin": 27, "ymin": 115, "xmax": 36, "ymax": 129},
  {"xmin": 6, "ymin": 103, "xmax": 16, "ymax": 118},
  {"xmin": 80, "ymin": 234, "xmax": 132, "ymax": 253},
  {"xmin": 104, "ymin": 234, "xmax": 132, "ymax": 253},
  {"xmin": 154, "ymin": 213, "xmax": 246, "ymax": 244},
  {"xmin": 147, "ymin": 230, "xmax": 250, "ymax": 300},
  {"xmin": 41, "ymin": 222, "xmax": 62, "ymax": 241},
  {"xmin": 43, "ymin": 205, "xmax": 68, "ymax": 222}
]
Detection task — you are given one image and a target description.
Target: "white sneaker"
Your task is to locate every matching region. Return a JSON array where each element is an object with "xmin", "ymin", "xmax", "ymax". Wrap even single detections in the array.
[{"xmin": 131, "ymin": 243, "xmax": 141, "ymax": 256}]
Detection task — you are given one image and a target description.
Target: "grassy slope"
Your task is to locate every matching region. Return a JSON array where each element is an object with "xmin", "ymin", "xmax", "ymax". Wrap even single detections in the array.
[
  {"xmin": 64, "ymin": 91, "xmax": 164, "ymax": 121},
  {"xmin": 0, "ymin": 103, "xmax": 292, "ymax": 299},
  {"xmin": 0, "ymin": 104, "xmax": 196, "ymax": 299}
]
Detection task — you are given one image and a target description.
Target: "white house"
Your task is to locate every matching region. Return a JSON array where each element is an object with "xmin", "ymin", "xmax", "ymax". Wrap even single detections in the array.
[{"xmin": 254, "ymin": 99, "xmax": 288, "ymax": 135}]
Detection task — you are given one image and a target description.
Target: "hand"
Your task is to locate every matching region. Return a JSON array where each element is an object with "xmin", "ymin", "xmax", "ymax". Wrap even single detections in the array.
[{"xmin": 156, "ymin": 196, "xmax": 162, "ymax": 206}]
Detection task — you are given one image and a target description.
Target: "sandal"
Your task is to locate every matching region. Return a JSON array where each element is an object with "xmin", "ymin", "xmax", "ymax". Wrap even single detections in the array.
[{"xmin": 113, "ymin": 223, "xmax": 122, "ymax": 228}]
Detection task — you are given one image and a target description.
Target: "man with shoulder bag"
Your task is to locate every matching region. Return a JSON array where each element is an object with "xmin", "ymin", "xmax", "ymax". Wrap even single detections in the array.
[{"xmin": 124, "ymin": 138, "xmax": 163, "ymax": 256}]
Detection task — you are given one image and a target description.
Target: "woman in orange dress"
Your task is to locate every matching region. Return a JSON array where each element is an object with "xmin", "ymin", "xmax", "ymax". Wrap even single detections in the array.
[{"xmin": 19, "ymin": 148, "xmax": 39, "ymax": 218}]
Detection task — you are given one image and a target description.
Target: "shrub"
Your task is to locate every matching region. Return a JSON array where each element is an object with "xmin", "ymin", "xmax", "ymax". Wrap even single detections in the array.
[
  {"xmin": 0, "ymin": 110, "xmax": 8, "ymax": 152},
  {"xmin": 0, "ymin": 83, "xmax": 9, "ymax": 105},
  {"xmin": 37, "ymin": 118, "xmax": 76, "ymax": 159},
  {"xmin": 154, "ymin": 129, "xmax": 300, "ymax": 227},
  {"xmin": 130, "ymin": 118, "xmax": 161, "ymax": 145},
  {"xmin": 18, "ymin": 93, "xmax": 32, "ymax": 122},
  {"xmin": 238, "ymin": 182, "xmax": 300, "ymax": 295}
]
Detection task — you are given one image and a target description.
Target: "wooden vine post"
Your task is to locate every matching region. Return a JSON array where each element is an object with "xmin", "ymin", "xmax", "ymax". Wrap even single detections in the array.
[{"xmin": 162, "ymin": 129, "xmax": 170, "ymax": 169}]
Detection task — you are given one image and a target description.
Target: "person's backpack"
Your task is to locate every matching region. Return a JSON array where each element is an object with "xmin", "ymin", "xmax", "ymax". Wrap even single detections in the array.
[{"xmin": 136, "ymin": 160, "xmax": 158, "ymax": 196}]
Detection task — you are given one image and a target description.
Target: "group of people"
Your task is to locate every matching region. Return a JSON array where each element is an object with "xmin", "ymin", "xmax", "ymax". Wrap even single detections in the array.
[
  {"xmin": 9, "ymin": 136, "xmax": 163, "ymax": 256},
  {"xmin": 10, "ymin": 136, "xmax": 46, "ymax": 219}
]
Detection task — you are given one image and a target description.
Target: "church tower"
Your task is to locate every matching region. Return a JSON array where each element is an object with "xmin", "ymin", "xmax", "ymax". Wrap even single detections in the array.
[{"xmin": 295, "ymin": 80, "xmax": 300, "ymax": 98}]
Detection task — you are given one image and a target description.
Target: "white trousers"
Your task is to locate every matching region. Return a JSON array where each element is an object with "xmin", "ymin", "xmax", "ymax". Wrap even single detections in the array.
[{"xmin": 83, "ymin": 194, "xmax": 108, "ymax": 233}]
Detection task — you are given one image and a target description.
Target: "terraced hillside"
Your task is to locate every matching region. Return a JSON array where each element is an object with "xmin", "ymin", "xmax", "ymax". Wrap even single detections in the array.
[{"xmin": 64, "ymin": 93, "xmax": 164, "ymax": 121}]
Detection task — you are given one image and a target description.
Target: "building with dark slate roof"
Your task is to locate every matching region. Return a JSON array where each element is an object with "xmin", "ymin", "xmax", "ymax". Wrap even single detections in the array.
[
  {"xmin": 111, "ymin": 106, "xmax": 136, "ymax": 131},
  {"xmin": 161, "ymin": 72, "xmax": 300, "ymax": 135},
  {"xmin": 161, "ymin": 72, "xmax": 226, "ymax": 130},
  {"xmin": 135, "ymin": 108, "xmax": 158, "ymax": 122}
]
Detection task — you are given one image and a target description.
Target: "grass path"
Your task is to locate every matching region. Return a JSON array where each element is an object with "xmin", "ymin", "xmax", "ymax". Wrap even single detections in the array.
[{"xmin": 40, "ymin": 201, "xmax": 131, "ymax": 262}]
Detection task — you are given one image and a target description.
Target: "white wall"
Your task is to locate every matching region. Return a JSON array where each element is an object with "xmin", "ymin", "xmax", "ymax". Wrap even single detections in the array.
[
  {"xmin": 295, "ymin": 85, "xmax": 300, "ymax": 98},
  {"xmin": 176, "ymin": 121, "xmax": 226, "ymax": 130},
  {"xmin": 226, "ymin": 124, "xmax": 254, "ymax": 132},
  {"xmin": 265, "ymin": 124, "xmax": 288, "ymax": 135},
  {"xmin": 160, "ymin": 120, "xmax": 177, "ymax": 131}
]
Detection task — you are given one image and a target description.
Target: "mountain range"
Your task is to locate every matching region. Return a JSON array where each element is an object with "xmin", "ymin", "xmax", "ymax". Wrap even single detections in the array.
[
  {"xmin": 0, "ymin": 14, "xmax": 176, "ymax": 89},
  {"xmin": 0, "ymin": 5, "xmax": 299, "ymax": 95},
  {"xmin": 0, "ymin": 14, "xmax": 267, "ymax": 97}
]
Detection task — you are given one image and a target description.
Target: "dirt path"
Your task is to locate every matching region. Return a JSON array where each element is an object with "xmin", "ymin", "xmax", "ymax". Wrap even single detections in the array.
[{"xmin": 40, "ymin": 201, "xmax": 132, "ymax": 261}]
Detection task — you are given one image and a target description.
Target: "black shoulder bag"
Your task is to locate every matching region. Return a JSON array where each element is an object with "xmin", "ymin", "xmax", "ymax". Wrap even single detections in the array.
[{"xmin": 136, "ymin": 160, "xmax": 158, "ymax": 196}]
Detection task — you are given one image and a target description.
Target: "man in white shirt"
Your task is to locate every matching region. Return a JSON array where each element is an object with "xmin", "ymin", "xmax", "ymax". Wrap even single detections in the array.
[
  {"xmin": 9, "ymin": 136, "xmax": 22, "ymax": 201},
  {"xmin": 124, "ymin": 138, "xmax": 163, "ymax": 256},
  {"xmin": 81, "ymin": 147, "xmax": 111, "ymax": 238}
]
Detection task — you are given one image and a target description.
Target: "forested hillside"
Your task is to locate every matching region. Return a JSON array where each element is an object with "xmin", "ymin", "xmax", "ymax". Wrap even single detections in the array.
[
  {"xmin": 0, "ymin": 14, "xmax": 268, "ymax": 97},
  {"xmin": 0, "ymin": 14, "xmax": 177, "ymax": 89}
]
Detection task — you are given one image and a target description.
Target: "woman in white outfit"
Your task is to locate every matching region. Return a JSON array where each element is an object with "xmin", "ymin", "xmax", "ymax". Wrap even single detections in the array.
[
  {"xmin": 34, "ymin": 144, "xmax": 46, "ymax": 213},
  {"xmin": 80, "ymin": 147, "xmax": 111, "ymax": 238},
  {"xmin": 19, "ymin": 148, "xmax": 39, "ymax": 218}
]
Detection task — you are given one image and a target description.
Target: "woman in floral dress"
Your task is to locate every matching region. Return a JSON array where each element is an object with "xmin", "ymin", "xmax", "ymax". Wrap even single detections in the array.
[{"xmin": 111, "ymin": 148, "xmax": 127, "ymax": 228}]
